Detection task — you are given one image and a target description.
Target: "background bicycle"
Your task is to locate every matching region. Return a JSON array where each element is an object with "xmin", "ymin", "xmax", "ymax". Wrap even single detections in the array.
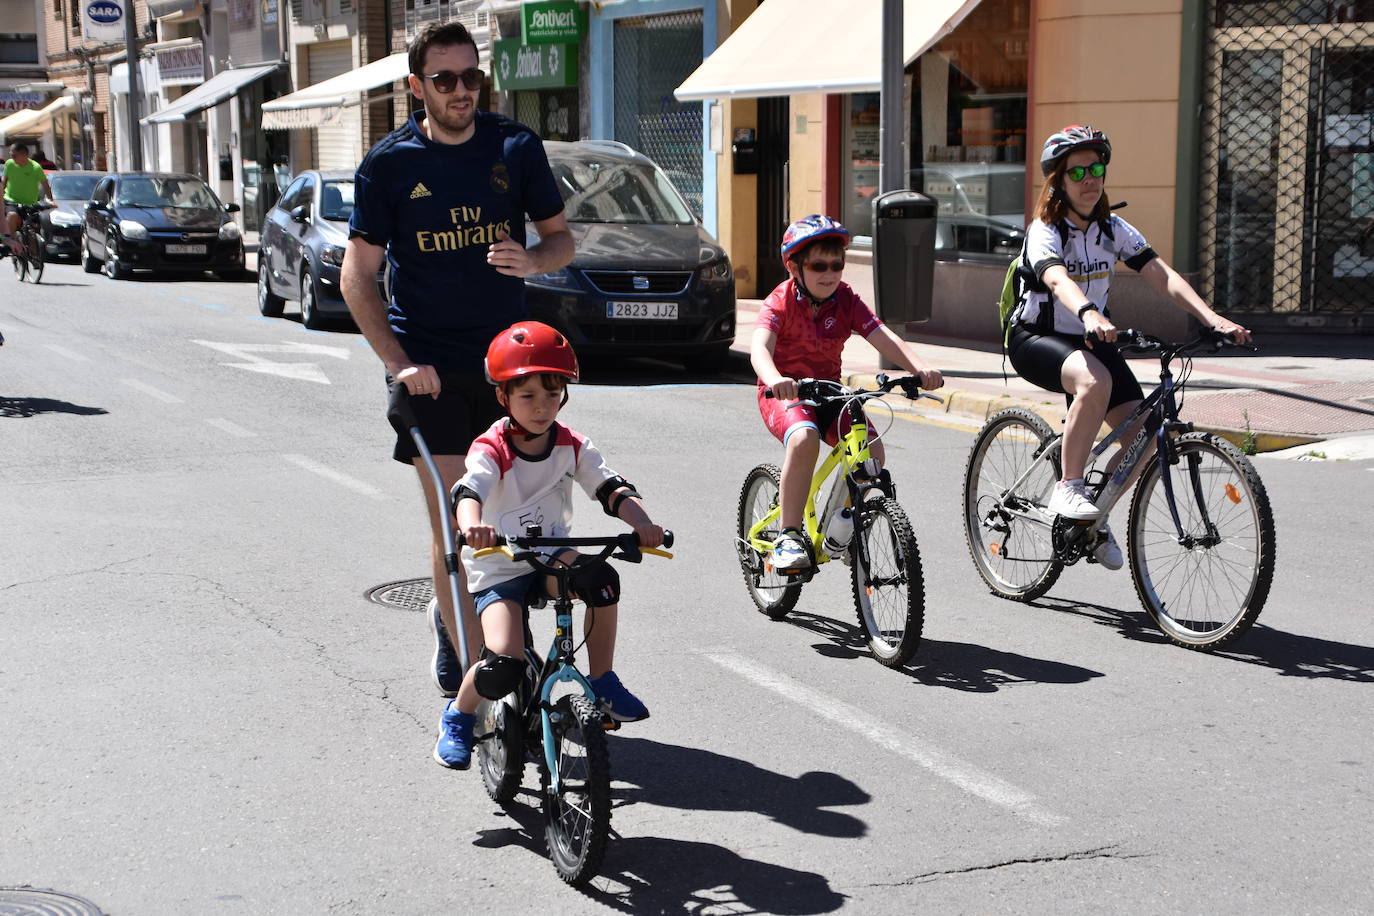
[
  {"xmin": 737, "ymin": 375, "xmax": 937, "ymax": 667},
  {"xmin": 9, "ymin": 202, "xmax": 51, "ymax": 283},
  {"xmin": 963, "ymin": 328, "xmax": 1275, "ymax": 650}
]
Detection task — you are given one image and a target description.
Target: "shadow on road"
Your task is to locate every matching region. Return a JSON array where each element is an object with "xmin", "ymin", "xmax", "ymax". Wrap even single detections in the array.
[
  {"xmin": 779, "ymin": 609, "xmax": 1104, "ymax": 691},
  {"xmin": 0, "ymin": 396, "xmax": 109, "ymax": 419}
]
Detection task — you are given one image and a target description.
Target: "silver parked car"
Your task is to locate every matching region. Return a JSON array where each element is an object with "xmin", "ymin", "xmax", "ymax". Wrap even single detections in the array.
[{"xmin": 257, "ymin": 170, "xmax": 357, "ymax": 329}]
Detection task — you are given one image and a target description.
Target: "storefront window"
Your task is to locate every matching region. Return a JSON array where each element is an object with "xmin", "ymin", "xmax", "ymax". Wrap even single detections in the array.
[
  {"xmin": 842, "ymin": 92, "xmax": 881, "ymax": 240},
  {"xmin": 516, "ymin": 88, "xmax": 579, "ymax": 142},
  {"xmin": 909, "ymin": 0, "xmax": 1028, "ymax": 261}
]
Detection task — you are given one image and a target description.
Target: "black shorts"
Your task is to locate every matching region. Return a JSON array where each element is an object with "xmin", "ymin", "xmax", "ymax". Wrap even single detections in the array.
[
  {"xmin": 386, "ymin": 372, "xmax": 504, "ymax": 463},
  {"xmin": 1007, "ymin": 324, "xmax": 1144, "ymax": 410}
]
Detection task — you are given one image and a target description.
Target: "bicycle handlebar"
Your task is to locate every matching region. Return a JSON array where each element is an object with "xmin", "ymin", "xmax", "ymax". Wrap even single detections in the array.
[
  {"xmin": 1116, "ymin": 327, "xmax": 1256, "ymax": 356},
  {"xmin": 763, "ymin": 375, "xmax": 945, "ymax": 405},
  {"xmin": 467, "ymin": 529, "xmax": 675, "ymax": 567}
]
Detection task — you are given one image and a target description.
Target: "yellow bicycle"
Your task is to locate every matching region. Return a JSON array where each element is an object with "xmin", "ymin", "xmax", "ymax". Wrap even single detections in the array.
[{"xmin": 736, "ymin": 375, "xmax": 940, "ymax": 667}]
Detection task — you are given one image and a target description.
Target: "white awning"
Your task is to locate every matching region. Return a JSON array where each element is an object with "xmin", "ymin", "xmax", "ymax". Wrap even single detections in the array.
[
  {"xmin": 0, "ymin": 95, "xmax": 77, "ymax": 143},
  {"xmin": 143, "ymin": 64, "xmax": 278, "ymax": 124},
  {"xmin": 674, "ymin": 0, "xmax": 981, "ymax": 101}
]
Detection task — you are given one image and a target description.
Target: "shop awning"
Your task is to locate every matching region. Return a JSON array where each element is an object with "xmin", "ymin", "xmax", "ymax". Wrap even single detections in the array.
[
  {"xmin": 147, "ymin": 0, "xmax": 201, "ymax": 18},
  {"xmin": 260, "ymin": 52, "xmax": 411, "ymax": 130},
  {"xmin": 674, "ymin": 0, "xmax": 981, "ymax": 101},
  {"xmin": 143, "ymin": 64, "xmax": 278, "ymax": 124},
  {"xmin": 0, "ymin": 95, "xmax": 76, "ymax": 143}
]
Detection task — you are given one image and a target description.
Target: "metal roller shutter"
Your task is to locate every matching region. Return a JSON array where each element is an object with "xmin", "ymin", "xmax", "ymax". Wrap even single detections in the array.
[{"xmin": 308, "ymin": 40, "xmax": 360, "ymax": 170}]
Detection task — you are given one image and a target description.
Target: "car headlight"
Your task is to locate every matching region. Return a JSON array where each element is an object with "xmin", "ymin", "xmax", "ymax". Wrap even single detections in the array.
[
  {"xmin": 525, "ymin": 267, "xmax": 579, "ymax": 290},
  {"xmin": 51, "ymin": 210, "xmax": 83, "ymax": 228},
  {"xmin": 219, "ymin": 221, "xmax": 242, "ymax": 241},
  {"xmin": 118, "ymin": 219, "xmax": 148, "ymax": 240},
  {"xmin": 697, "ymin": 257, "xmax": 733, "ymax": 287},
  {"xmin": 321, "ymin": 244, "xmax": 345, "ymax": 267}
]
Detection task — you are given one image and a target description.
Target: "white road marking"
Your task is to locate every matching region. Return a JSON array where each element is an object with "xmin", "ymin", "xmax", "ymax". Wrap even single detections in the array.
[
  {"xmin": 119, "ymin": 378, "xmax": 183, "ymax": 404},
  {"xmin": 283, "ymin": 454, "xmax": 386, "ymax": 500},
  {"xmin": 191, "ymin": 339, "xmax": 350, "ymax": 385},
  {"xmin": 205, "ymin": 417, "xmax": 257, "ymax": 438},
  {"xmin": 706, "ymin": 650, "xmax": 1066, "ymax": 827},
  {"xmin": 44, "ymin": 344, "xmax": 90, "ymax": 362}
]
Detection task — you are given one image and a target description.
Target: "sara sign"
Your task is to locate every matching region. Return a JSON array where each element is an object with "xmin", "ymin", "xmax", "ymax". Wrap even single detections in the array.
[
  {"xmin": 492, "ymin": 39, "xmax": 578, "ymax": 91},
  {"xmin": 521, "ymin": 1, "xmax": 586, "ymax": 45},
  {"xmin": 83, "ymin": 0, "xmax": 125, "ymax": 42}
]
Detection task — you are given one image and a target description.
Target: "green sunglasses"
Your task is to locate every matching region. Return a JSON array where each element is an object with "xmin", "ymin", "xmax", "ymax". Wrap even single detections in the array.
[{"xmin": 1065, "ymin": 162, "xmax": 1107, "ymax": 182}]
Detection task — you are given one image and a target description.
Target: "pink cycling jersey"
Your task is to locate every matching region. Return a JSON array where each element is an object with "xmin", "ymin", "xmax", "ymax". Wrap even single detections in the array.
[{"xmin": 755, "ymin": 278, "xmax": 882, "ymax": 384}]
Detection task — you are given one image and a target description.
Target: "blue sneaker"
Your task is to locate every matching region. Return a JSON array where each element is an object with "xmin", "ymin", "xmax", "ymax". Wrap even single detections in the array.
[
  {"xmin": 589, "ymin": 670, "xmax": 650, "ymax": 723},
  {"xmin": 434, "ymin": 701, "xmax": 475, "ymax": 769},
  {"xmin": 428, "ymin": 597, "xmax": 462, "ymax": 698}
]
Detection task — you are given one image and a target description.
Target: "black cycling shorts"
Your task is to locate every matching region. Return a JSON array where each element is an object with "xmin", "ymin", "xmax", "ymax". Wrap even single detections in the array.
[
  {"xmin": 1007, "ymin": 324, "xmax": 1144, "ymax": 410},
  {"xmin": 386, "ymin": 372, "xmax": 504, "ymax": 463}
]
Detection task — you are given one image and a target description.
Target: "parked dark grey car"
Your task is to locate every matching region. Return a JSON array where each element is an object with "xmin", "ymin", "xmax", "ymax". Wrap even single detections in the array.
[
  {"xmin": 41, "ymin": 170, "xmax": 108, "ymax": 261},
  {"xmin": 527, "ymin": 140, "xmax": 736, "ymax": 372},
  {"xmin": 257, "ymin": 170, "xmax": 357, "ymax": 330},
  {"xmin": 80, "ymin": 172, "xmax": 245, "ymax": 280}
]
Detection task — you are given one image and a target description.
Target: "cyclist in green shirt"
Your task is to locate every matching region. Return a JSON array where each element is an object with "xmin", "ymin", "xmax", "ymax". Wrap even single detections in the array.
[{"xmin": 0, "ymin": 142, "xmax": 52, "ymax": 255}]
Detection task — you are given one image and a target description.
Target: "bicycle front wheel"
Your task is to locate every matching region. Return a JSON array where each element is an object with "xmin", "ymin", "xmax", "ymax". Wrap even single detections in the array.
[
  {"xmin": 737, "ymin": 463, "xmax": 802, "ymax": 619},
  {"xmin": 542, "ymin": 694, "xmax": 611, "ymax": 886},
  {"xmin": 476, "ymin": 694, "xmax": 523, "ymax": 803},
  {"xmin": 10, "ymin": 243, "xmax": 27, "ymax": 281},
  {"xmin": 963, "ymin": 408, "xmax": 1063, "ymax": 601},
  {"xmin": 852, "ymin": 497, "xmax": 924, "ymax": 667},
  {"xmin": 1127, "ymin": 433, "xmax": 1275, "ymax": 650},
  {"xmin": 23, "ymin": 232, "xmax": 43, "ymax": 283}
]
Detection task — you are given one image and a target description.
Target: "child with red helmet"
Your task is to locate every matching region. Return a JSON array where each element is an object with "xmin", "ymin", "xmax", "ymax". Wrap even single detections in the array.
[
  {"xmin": 433, "ymin": 321, "xmax": 665, "ymax": 769},
  {"xmin": 751, "ymin": 215, "xmax": 944, "ymax": 570}
]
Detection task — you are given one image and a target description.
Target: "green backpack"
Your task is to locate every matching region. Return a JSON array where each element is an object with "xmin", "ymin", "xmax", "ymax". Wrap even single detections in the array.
[{"xmin": 997, "ymin": 238, "xmax": 1034, "ymax": 349}]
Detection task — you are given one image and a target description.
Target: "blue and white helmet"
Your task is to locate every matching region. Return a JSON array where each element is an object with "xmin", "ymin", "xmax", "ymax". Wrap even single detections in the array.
[
  {"xmin": 1040, "ymin": 125, "xmax": 1111, "ymax": 176},
  {"xmin": 780, "ymin": 215, "xmax": 851, "ymax": 264}
]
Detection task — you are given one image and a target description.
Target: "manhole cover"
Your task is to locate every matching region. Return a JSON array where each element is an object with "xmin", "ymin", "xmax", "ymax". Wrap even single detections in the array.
[
  {"xmin": 365, "ymin": 577, "xmax": 433, "ymax": 611},
  {"xmin": 0, "ymin": 888, "xmax": 106, "ymax": 916}
]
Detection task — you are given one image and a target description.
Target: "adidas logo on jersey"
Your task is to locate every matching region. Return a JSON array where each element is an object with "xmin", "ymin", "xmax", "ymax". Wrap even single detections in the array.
[{"xmin": 410, "ymin": 183, "xmax": 432, "ymax": 199}]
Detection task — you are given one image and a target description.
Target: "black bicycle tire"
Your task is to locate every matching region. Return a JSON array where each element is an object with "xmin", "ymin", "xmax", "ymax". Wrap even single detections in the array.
[
  {"xmin": 737, "ymin": 463, "xmax": 802, "ymax": 619},
  {"xmin": 851, "ymin": 496, "xmax": 924, "ymax": 667},
  {"xmin": 1127, "ymin": 433, "xmax": 1275, "ymax": 651},
  {"xmin": 962, "ymin": 408, "xmax": 1064, "ymax": 601},
  {"xmin": 542, "ymin": 694, "xmax": 612, "ymax": 886},
  {"xmin": 476, "ymin": 695, "xmax": 523, "ymax": 803},
  {"xmin": 24, "ymin": 229, "xmax": 43, "ymax": 283}
]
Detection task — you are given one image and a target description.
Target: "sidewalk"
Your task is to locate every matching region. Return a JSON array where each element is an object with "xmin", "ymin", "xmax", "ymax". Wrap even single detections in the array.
[{"xmin": 732, "ymin": 299, "xmax": 1374, "ymax": 454}]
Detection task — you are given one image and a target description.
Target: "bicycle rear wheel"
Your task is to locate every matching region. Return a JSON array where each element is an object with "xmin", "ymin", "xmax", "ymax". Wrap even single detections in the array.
[
  {"xmin": 737, "ymin": 463, "xmax": 802, "ymax": 619},
  {"xmin": 476, "ymin": 694, "xmax": 523, "ymax": 803},
  {"xmin": 22, "ymin": 231, "xmax": 43, "ymax": 283},
  {"xmin": 542, "ymin": 694, "xmax": 611, "ymax": 886},
  {"xmin": 963, "ymin": 408, "xmax": 1063, "ymax": 601},
  {"xmin": 851, "ymin": 497, "xmax": 924, "ymax": 667},
  {"xmin": 1127, "ymin": 433, "xmax": 1275, "ymax": 650},
  {"xmin": 10, "ymin": 243, "xmax": 27, "ymax": 281}
]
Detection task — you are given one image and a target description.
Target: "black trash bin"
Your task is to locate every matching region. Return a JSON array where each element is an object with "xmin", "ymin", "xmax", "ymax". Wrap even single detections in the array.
[{"xmin": 871, "ymin": 190, "xmax": 937, "ymax": 324}]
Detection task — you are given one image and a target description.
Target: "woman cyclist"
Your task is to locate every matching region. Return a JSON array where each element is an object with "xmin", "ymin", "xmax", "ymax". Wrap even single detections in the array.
[{"xmin": 1007, "ymin": 125, "xmax": 1251, "ymax": 569}]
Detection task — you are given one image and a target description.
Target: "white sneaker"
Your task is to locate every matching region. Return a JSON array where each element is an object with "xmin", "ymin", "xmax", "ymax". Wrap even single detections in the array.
[
  {"xmin": 1048, "ymin": 480, "xmax": 1102, "ymax": 520},
  {"xmin": 771, "ymin": 530, "xmax": 810, "ymax": 570},
  {"xmin": 1093, "ymin": 523, "xmax": 1123, "ymax": 570}
]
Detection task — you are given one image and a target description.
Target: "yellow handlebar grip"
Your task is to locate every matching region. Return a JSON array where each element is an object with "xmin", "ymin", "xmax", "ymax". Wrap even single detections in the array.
[
  {"xmin": 641, "ymin": 547, "xmax": 674, "ymax": 559},
  {"xmin": 473, "ymin": 546, "xmax": 515, "ymax": 559}
]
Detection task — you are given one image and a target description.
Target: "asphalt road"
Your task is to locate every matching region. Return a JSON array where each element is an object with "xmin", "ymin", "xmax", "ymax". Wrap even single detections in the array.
[{"xmin": 2, "ymin": 263, "xmax": 1372, "ymax": 914}]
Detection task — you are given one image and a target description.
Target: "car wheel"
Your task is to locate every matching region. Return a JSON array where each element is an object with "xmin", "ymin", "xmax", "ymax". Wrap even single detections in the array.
[
  {"xmin": 80, "ymin": 231, "xmax": 101, "ymax": 273},
  {"xmin": 300, "ymin": 267, "xmax": 325, "ymax": 330},
  {"xmin": 103, "ymin": 237, "xmax": 130, "ymax": 280},
  {"xmin": 258, "ymin": 258, "xmax": 285, "ymax": 317}
]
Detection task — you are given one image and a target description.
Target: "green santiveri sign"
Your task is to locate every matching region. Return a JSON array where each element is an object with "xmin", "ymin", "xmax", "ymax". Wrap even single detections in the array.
[
  {"xmin": 492, "ymin": 38, "xmax": 578, "ymax": 91},
  {"xmin": 521, "ymin": 0, "xmax": 586, "ymax": 44}
]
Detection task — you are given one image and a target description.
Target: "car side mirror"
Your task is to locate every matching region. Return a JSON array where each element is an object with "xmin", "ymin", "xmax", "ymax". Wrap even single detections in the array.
[
  {"xmin": 225, "ymin": 202, "xmax": 241, "ymax": 213},
  {"xmin": 290, "ymin": 205, "xmax": 309, "ymax": 224}
]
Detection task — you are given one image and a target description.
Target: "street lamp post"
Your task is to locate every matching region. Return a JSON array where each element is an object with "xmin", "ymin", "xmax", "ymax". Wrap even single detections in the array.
[{"xmin": 124, "ymin": 0, "xmax": 143, "ymax": 170}]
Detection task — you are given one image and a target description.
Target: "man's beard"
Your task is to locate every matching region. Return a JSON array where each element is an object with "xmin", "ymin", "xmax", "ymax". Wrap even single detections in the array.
[{"xmin": 426, "ymin": 99, "xmax": 476, "ymax": 136}]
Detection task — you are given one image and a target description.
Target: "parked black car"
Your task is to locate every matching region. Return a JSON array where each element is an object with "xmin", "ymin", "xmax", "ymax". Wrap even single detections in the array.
[
  {"xmin": 41, "ymin": 170, "xmax": 108, "ymax": 261},
  {"xmin": 80, "ymin": 172, "xmax": 245, "ymax": 280},
  {"xmin": 528, "ymin": 140, "xmax": 735, "ymax": 372},
  {"xmin": 257, "ymin": 169, "xmax": 357, "ymax": 329}
]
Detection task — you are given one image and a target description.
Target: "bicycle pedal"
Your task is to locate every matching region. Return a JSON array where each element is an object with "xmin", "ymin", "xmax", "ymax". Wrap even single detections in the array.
[{"xmin": 601, "ymin": 719, "xmax": 621, "ymax": 732}]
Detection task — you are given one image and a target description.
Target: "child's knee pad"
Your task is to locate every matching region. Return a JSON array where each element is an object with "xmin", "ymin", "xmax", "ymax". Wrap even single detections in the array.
[
  {"xmin": 475, "ymin": 654, "xmax": 526, "ymax": 700},
  {"xmin": 570, "ymin": 562, "xmax": 620, "ymax": 608}
]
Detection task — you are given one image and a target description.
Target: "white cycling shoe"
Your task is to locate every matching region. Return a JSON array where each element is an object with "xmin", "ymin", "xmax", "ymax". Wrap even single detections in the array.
[
  {"xmin": 1048, "ymin": 479, "xmax": 1102, "ymax": 520},
  {"xmin": 771, "ymin": 530, "xmax": 810, "ymax": 571},
  {"xmin": 1093, "ymin": 523, "xmax": 1123, "ymax": 570}
]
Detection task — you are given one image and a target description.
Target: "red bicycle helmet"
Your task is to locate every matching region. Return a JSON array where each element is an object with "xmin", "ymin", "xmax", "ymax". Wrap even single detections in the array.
[
  {"xmin": 780, "ymin": 215, "xmax": 851, "ymax": 264},
  {"xmin": 485, "ymin": 321, "xmax": 579, "ymax": 384},
  {"xmin": 1040, "ymin": 125, "xmax": 1111, "ymax": 176}
]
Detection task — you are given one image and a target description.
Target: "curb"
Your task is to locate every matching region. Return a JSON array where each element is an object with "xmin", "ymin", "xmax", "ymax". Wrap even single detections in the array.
[{"xmin": 841, "ymin": 372, "xmax": 1323, "ymax": 455}]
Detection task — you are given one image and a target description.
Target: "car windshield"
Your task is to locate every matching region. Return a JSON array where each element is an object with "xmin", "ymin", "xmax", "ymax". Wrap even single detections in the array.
[
  {"xmin": 116, "ymin": 176, "xmax": 220, "ymax": 209},
  {"xmin": 50, "ymin": 174, "xmax": 102, "ymax": 201},
  {"xmin": 548, "ymin": 155, "xmax": 694, "ymax": 225},
  {"xmin": 320, "ymin": 180, "xmax": 355, "ymax": 222}
]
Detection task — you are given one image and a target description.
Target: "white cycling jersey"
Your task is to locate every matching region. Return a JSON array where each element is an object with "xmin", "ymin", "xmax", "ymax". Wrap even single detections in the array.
[{"xmin": 1012, "ymin": 213, "xmax": 1157, "ymax": 336}]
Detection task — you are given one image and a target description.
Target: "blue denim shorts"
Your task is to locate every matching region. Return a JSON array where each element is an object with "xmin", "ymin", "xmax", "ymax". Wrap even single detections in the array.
[{"xmin": 473, "ymin": 572, "xmax": 539, "ymax": 616}]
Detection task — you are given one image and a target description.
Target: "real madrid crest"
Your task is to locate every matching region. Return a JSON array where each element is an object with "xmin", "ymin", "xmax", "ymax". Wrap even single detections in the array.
[{"xmin": 490, "ymin": 162, "xmax": 510, "ymax": 194}]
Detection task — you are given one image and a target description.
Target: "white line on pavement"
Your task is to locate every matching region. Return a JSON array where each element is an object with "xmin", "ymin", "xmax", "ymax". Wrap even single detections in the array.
[
  {"xmin": 119, "ymin": 378, "xmax": 183, "ymax": 404},
  {"xmin": 44, "ymin": 343, "xmax": 90, "ymax": 362},
  {"xmin": 205, "ymin": 417, "xmax": 257, "ymax": 438},
  {"xmin": 705, "ymin": 650, "xmax": 1066, "ymax": 827},
  {"xmin": 282, "ymin": 454, "xmax": 386, "ymax": 500}
]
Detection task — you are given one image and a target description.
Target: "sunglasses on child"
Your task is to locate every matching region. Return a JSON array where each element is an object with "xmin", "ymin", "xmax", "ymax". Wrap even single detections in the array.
[
  {"xmin": 419, "ymin": 68, "xmax": 485, "ymax": 93},
  {"xmin": 804, "ymin": 259, "xmax": 846, "ymax": 273},
  {"xmin": 1065, "ymin": 162, "xmax": 1107, "ymax": 182}
]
